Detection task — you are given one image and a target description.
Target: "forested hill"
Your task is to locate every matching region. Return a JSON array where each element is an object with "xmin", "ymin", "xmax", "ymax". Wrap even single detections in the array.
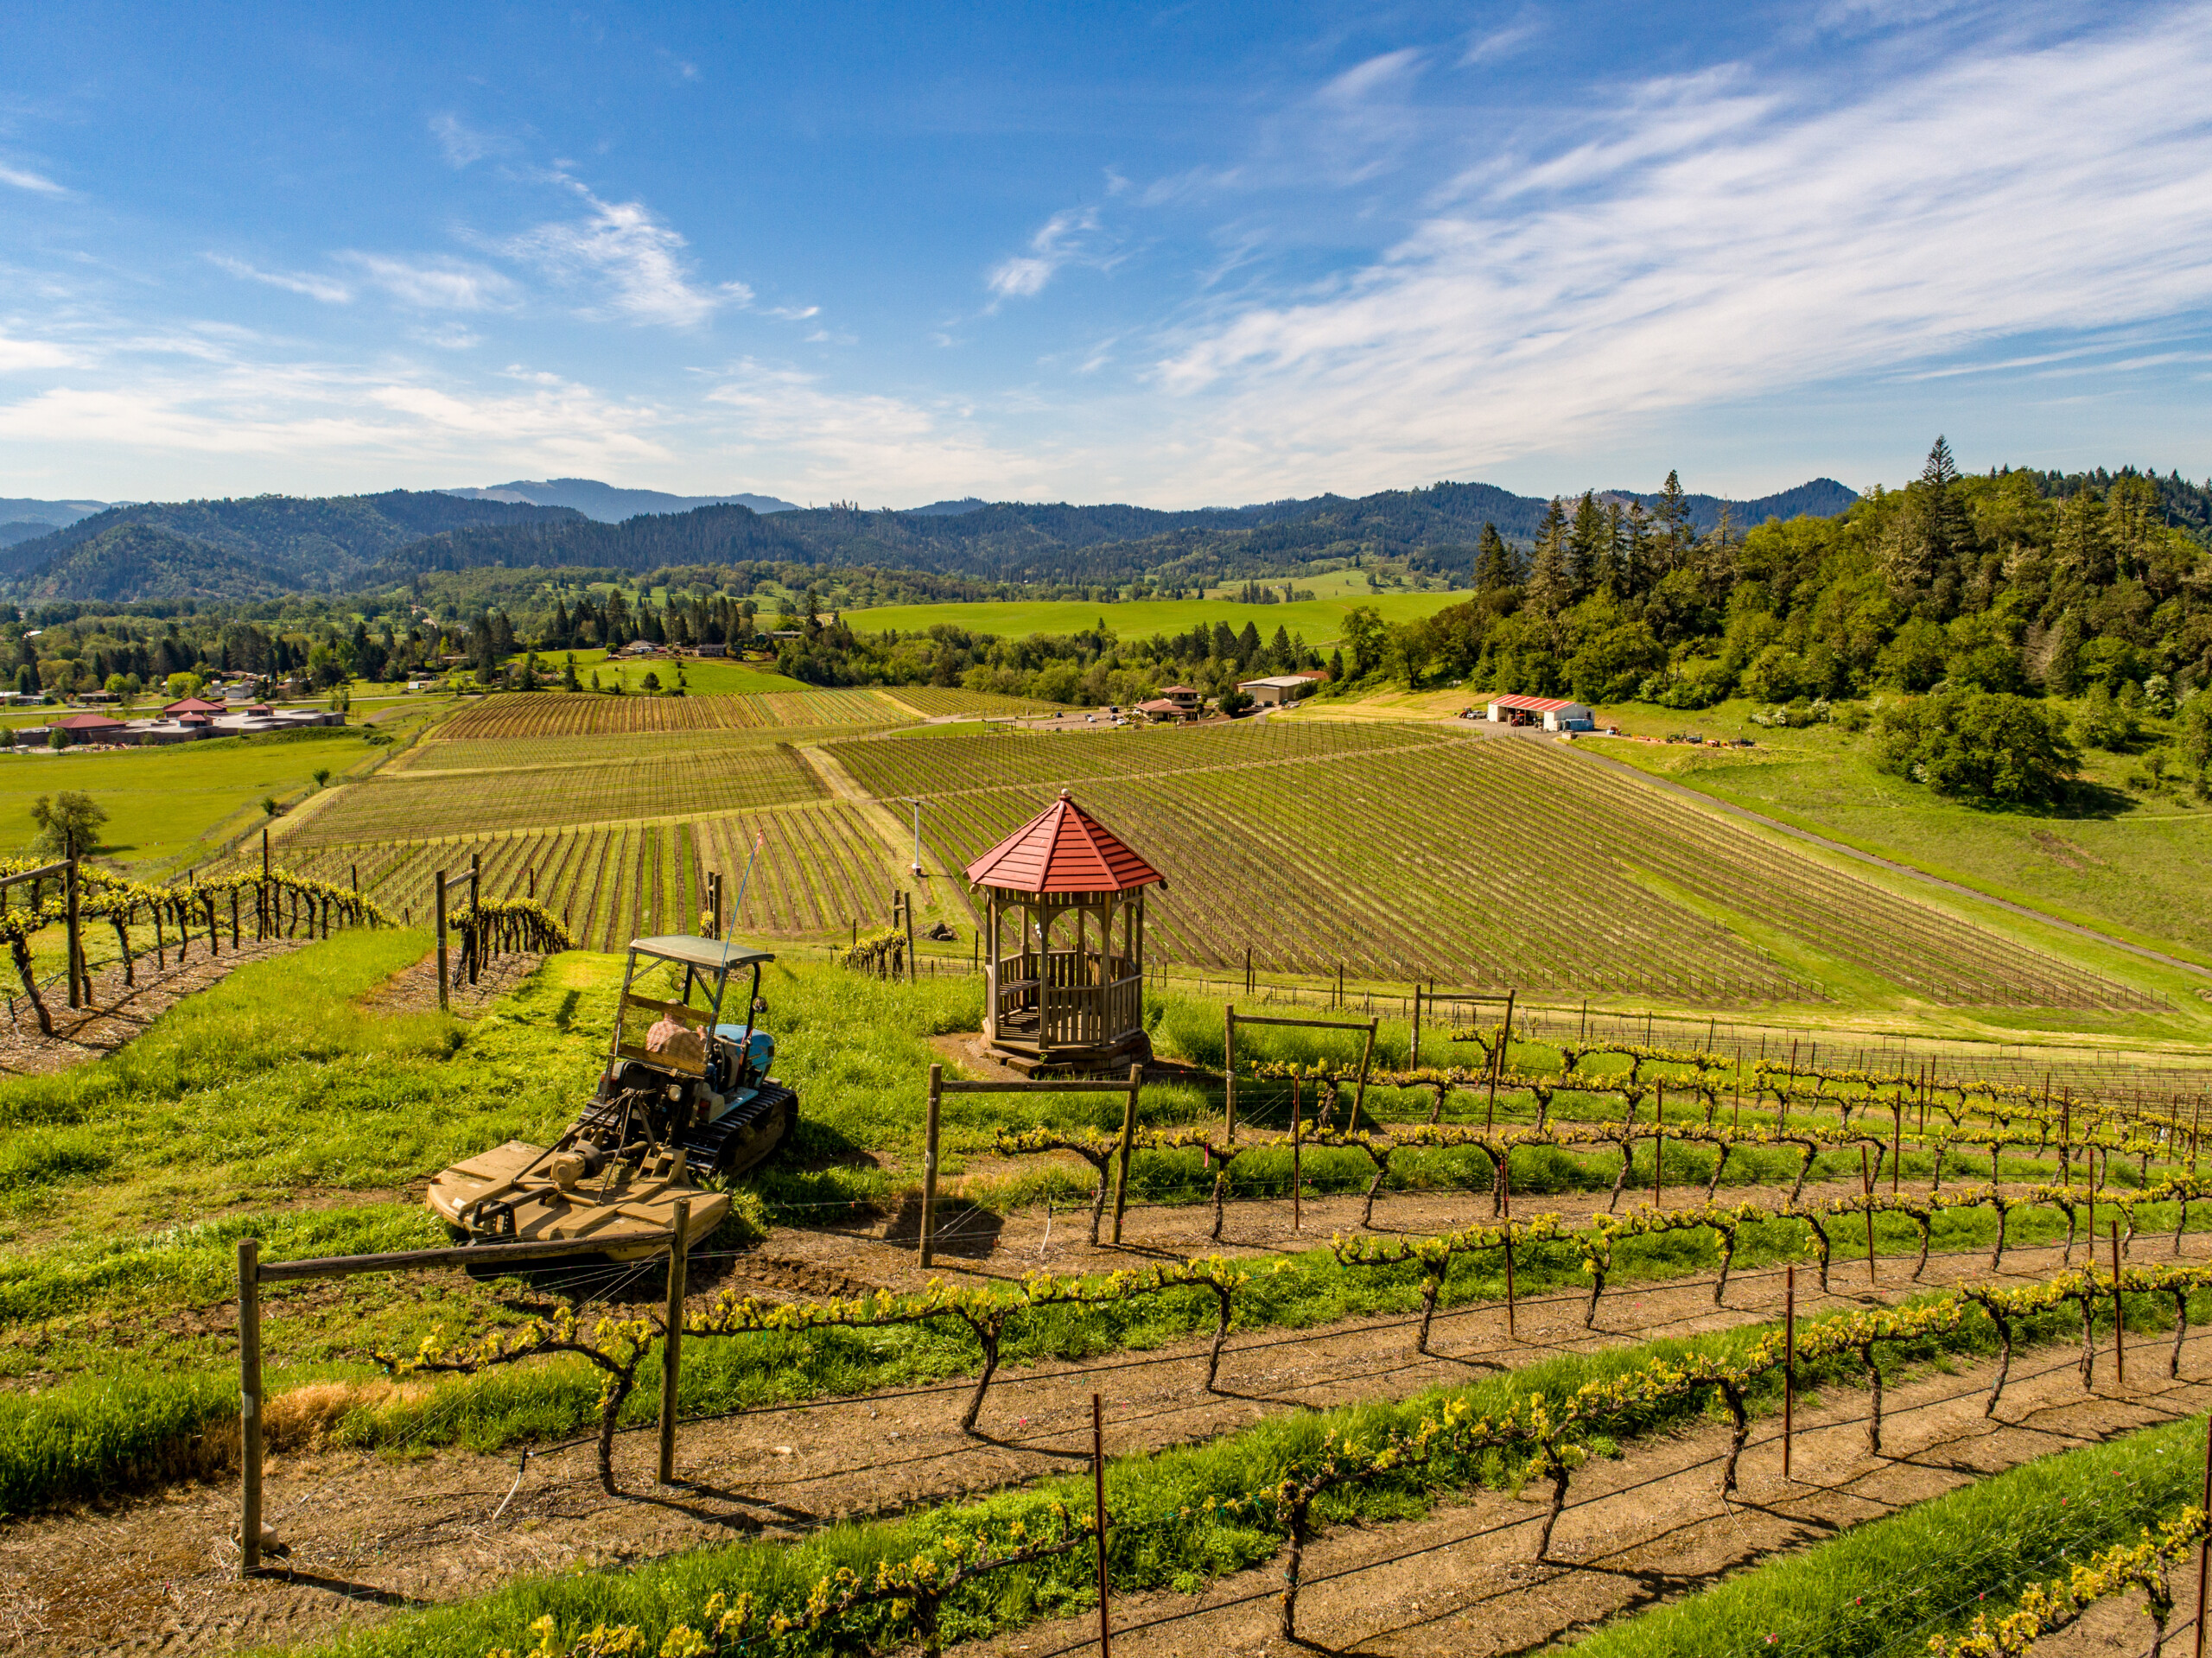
[
  {"xmin": 377, "ymin": 476, "xmax": 1862, "ymax": 592},
  {"xmin": 0, "ymin": 491, "xmax": 582, "ymax": 599}
]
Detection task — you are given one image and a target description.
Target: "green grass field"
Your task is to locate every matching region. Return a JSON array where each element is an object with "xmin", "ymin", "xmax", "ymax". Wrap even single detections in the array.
[
  {"xmin": 836, "ymin": 588, "xmax": 1471, "ymax": 644},
  {"xmin": 548, "ymin": 650, "xmax": 814, "ymax": 696},
  {"xmin": 0, "ymin": 727, "xmax": 380, "ymax": 870},
  {"xmin": 1582, "ymin": 700, "xmax": 2212, "ymax": 966}
]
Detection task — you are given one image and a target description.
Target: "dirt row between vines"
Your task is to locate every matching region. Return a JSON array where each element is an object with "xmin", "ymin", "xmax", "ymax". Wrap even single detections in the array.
[
  {"xmin": 0, "ymin": 938, "xmax": 301, "ymax": 1077},
  {"xmin": 13, "ymin": 1225, "xmax": 2209, "ymax": 1657}
]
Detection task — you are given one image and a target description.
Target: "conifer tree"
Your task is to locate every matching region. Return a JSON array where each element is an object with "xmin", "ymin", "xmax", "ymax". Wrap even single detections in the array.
[
  {"xmin": 1525, "ymin": 499, "xmax": 1573, "ymax": 615},
  {"xmin": 1473, "ymin": 523, "xmax": 1517, "ymax": 590}
]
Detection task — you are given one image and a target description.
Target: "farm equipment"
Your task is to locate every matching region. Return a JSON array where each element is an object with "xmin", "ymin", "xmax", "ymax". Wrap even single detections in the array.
[{"xmin": 428, "ymin": 936, "xmax": 798, "ymax": 1257}]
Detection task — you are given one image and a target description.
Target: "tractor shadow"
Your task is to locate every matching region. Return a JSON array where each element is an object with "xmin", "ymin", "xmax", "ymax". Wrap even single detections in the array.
[{"xmin": 881, "ymin": 1193, "xmax": 1006, "ymax": 1259}]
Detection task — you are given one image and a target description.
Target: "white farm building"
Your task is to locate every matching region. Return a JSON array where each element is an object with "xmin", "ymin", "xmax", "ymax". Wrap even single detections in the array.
[{"xmin": 1484, "ymin": 694, "xmax": 1594, "ymax": 732}]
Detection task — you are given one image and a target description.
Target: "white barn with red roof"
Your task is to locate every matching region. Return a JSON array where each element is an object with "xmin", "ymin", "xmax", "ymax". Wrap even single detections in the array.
[{"xmin": 1484, "ymin": 693, "xmax": 1593, "ymax": 732}]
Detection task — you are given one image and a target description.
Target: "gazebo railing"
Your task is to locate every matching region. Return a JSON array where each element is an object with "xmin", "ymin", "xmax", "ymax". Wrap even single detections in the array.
[{"xmin": 992, "ymin": 950, "xmax": 1141, "ymax": 1051}]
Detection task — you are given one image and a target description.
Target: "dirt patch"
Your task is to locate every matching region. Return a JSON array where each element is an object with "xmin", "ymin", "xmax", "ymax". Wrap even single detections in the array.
[
  {"xmin": 0, "ymin": 938, "xmax": 302, "ymax": 1077},
  {"xmin": 357, "ymin": 950, "xmax": 543, "ymax": 1018},
  {"xmin": 14, "ymin": 1229, "xmax": 2211, "ymax": 1655},
  {"xmin": 2032, "ymin": 829, "xmax": 2106, "ymax": 872}
]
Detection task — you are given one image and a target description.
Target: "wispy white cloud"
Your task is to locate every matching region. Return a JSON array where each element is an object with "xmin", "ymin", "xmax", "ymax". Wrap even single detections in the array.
[
  {"xmin": 1459, "ymin": 15, "xmax": 1542, "ymax": 67},
  {"xmin": 986, "ymin": 207, "xmax": 1110, "ymax": 302},
  {"xmin": 0, "ymin": 345, "xmax": 669, "ymax": 478},
  {"xmin": 0, "ymin": 334, "xmax": 75, "ymax": 373},
  {"xmin": 1143, "ymin": 4, "xmax": 2212, "ymax": 500},
  {"xmin": 703, "ymin": 361, "xmax": 1046, "ymax": 499},
  {"xmin": 0, "ymin": 162, "xmax": 65, "ymax": 196},
  {"xmin": 429, "ymin": 113, "xmax": 505, "ymax": 169},
  {"xmin": 338, "ymin": 251, "xmax": 515, "ymax": 310},
  {"xmin": 500, "ymin": 176, "xmax": 734, "ymax": 327},
  {"xmin": 206, "ymin": 254, "xmax": 354, "ymax": 304}
]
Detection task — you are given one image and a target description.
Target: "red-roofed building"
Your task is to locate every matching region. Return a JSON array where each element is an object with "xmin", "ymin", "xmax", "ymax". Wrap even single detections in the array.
[
  {"xmin": 162, "ymin": 696, "xmax": 224, "ymax": 716},
  {"xmin": 49, "ymin": 712, "xmax": 125, "ymax": 744},
  {"xmin": 964, "ymin": 789, "xmax": 1164, "ymax": 1071},
  {"xmin": 1483, "ymin": 693, "xmax": 1593, "ymax": 731}
]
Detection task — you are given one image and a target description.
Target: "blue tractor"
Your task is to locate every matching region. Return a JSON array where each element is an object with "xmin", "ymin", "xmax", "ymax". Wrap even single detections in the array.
[{"xmin": 569, "ymin": 934, "xmax": 799, "ymax": 1179}]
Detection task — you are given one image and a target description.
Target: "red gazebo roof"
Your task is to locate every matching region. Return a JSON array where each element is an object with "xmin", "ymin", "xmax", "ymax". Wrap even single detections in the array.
[{"xmin": 964, "ymin": 790, "xmax": 1166, "ymax": 896}]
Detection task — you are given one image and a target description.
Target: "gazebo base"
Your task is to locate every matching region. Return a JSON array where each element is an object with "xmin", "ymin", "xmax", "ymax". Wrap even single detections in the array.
[{"xmin": 983, "ymin": 1026, "xmax": 1153, "ymax": 1077}]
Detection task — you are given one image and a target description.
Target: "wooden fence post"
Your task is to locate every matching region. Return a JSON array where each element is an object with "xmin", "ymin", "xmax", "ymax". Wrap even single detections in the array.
[
  {"xmin": 435, "ymin": 870, "xmax": 448, "ymax": 1012},
  {"xmin": 1783, "ymin": 1265, "xmax": 1796, "ymax": 1480},
  {"xmin": 1092, "ymin": 1393, "xmax": 1113, "ymax": 1658},
  {"xmin": 2112, "ymin": 1221, "xmax": 2126, "ymax": 1388},
  {"xmin": 64, "ymin": 856, "xmax": 80, "ymax": 1010},
  {"xmin": 1503, "ymin": 1222, "xmax": 1516, "ymax": 1339},
  {"xmin": 1111, "ymin": 1062, "xmax": 1141, "ymax": 1245},
  {"xmin": 1410, "ymin": 985, "xmax": 1421, "ymax": 1068},
  {"xmin": 468, "ymin": 853, "xmax": 482, "ymax": 985},
  {"xmin": 1862, "ymin": 1146, "xmax": 1877, "ymax": 1286},
  {"xmin": 1291, "ymin": 1075, "xmax": 1303, "ymax": 1232},
  {"xmin": 1222, "ymin": 1005, "xmax": 1237, "ymax": 1143},
  {"xmin": 920, "ymin": 1065, "xmax": 942, "ymax": 1267},
  {"xmin": 238, "ymin": 1238, "xmax": 263, "ymax": 1576},
  {"xmin": 659, "ymin": 1197, "xmax": 689, "ymax": 1483},
  {"xmin": 1353, "ymin": 1017, "xmax": 1378, "ymax": 1131},
  {"xmin": 904, "ymin": 888, "xmax": 917, "ymax": 981}
]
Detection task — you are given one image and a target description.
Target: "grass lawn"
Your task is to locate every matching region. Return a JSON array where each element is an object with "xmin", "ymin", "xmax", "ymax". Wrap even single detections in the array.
[
  {"xmin": 1579, "ymin": 698, "xmax": 2212, "ymax": 966},
  {"xmin": 0, "ymin": 726, "xmax": 385, "ymax": 871},
  {"xmin": 835, "ymin": 588, "xmax": 1471, "ymax": 645},
  {"xmin": 539, "ymin": 650, "xmax": 813, "ymax": 696}
]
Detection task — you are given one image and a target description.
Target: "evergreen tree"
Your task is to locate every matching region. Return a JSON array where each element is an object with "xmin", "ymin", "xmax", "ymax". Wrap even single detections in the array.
[
  {"xmin": 1525, "ymin": 499, "xmax": 1573, "ymax": 615},
  {"xmin": 1597, "ymin": 500, "xmax": 1626, "ymax": 600},
  {"xmin": 1473, "ymin": 523, "xmax": 1517, "ymax": 590},
  {"xmin": 1654, "ymin": 470, "xmax": 1694, "ymax": 573},
  {"xmin": 1568, "ymin": 491, "xmax": 1605, "ymax": 600}
]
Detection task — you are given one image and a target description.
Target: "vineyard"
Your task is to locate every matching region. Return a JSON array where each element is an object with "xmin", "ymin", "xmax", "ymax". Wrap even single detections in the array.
[
  {"xmin": 432, "ymin": 687, "xmax": 910, "ymax": 740},
  {"xmin": 879, "ymin": 685, "xmax": 1058, "ymax": 717},
  {"xmin": 385, "ymin": 722, "xmax": 904, "ymax": 776},
  {"xmin": 291, "ymin": 743, "xmax": 828, "ymax": 844},
  {"xmin": 190, "ymin": 1023, "xmax": 2212, "ymax": 1658},
  {"xmin": 837, "ymin": 723, "xmax": 2163, "ymax": 1008},
  {"xmin": 256, "ymin": 800, "xmax": 907, "ymax": 948}
]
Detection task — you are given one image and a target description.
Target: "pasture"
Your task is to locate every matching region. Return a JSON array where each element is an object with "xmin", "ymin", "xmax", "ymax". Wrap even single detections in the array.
[
  {"xmin": 0, "ymin": 727, "xmax": 375, "ymax": 871},
  {"xmin": 833, "ymin": 586, "xmax": 1471, "ymax": 643}
]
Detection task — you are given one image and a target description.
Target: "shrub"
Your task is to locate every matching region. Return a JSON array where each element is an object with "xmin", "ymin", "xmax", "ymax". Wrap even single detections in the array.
[{"xmin": 1872, "ymin": 689, "xmax": 2077, "ymax": 808}]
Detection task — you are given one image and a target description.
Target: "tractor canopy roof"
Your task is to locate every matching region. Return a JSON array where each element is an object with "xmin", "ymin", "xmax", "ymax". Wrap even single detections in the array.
[{"xmin": 627, "ymin": 935, "xmax": 776, "ymax": 974}]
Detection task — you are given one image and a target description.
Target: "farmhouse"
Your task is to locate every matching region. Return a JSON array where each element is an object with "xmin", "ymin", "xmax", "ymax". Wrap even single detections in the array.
[
  {"xmin": 10, "ymin": 705, "xmax": 346, "ymax": 747},
  {"xmin": 1135, "ymin": 684, "xmax": 1205, "ymax": 723},
  {"xmin": 1484, "ymin": 693, "xmax": 1594, "ymax": 732},
  {"xmin": 1235, "ymin": 673, "xmax": 1319, "ymax": 708}
]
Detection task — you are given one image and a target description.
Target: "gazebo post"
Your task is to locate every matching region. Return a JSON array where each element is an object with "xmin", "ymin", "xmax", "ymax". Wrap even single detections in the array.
[{"xmin": 984, "ymin": 890, "xmax": 1000, "ymax": 1042}]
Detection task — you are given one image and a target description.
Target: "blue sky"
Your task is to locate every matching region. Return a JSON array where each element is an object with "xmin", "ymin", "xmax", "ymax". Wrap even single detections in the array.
[{"xmin": 2, "ymin": 1, "xmax": 2209, "ymax": 507}]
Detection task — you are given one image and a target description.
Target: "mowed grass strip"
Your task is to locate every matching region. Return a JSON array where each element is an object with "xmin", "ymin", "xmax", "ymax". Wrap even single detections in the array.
[{"xmin": 1569, "ymin": 1414, "xmax": 2206, "ymax": 1658}]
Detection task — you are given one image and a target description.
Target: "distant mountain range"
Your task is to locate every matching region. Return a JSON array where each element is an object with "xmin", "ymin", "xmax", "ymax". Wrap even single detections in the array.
[
  {"xmin": 440, "ymin": 478, "xmax": 798, "ymax": 521},
  {"xmin": 0, "ymin": 496, "xmax": 116, "ymax": 549},
  {"xmin": 0, "ymin": 475, "xmax": 1862, "ymax": 604},
  {"xmin": 0, "ymin": 492, "xmax": 581, "ymax": 601}
]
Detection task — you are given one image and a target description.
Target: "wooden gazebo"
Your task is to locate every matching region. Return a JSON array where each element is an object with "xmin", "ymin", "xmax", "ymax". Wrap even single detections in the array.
[{"xmin": 965, "ymin": 790, "xmax": 1163, "ymax": 1073}]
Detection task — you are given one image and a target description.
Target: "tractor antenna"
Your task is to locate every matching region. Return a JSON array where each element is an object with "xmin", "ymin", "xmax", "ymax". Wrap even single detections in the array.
[{"xmin": 721, "ymin": 831, "xmax": 766, "ymax": 962}]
